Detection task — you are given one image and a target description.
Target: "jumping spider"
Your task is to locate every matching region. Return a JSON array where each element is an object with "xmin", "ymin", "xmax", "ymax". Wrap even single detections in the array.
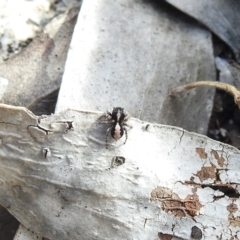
[{"xmin": 101, "ymin": 107, "xmax": 130, "ymax": 148}]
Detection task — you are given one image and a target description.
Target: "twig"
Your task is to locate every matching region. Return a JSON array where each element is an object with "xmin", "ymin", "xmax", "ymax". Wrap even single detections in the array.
[{"xmin": 169, "ymin": 81, "xmax": 240, "ymax": 109}]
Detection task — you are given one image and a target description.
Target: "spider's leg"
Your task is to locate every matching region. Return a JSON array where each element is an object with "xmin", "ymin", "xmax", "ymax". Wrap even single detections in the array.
[
  {"xmin": 99, "ymin": 111, "xmax": 112, "ymax": 124},
  {"xmin": 99, "ymin": 119, "xmax": 112, "ymax": 124},
  {"xmin": 122, "ymin": 122, "xmax": 132, "ymax": 129},
  {"xmin": 123, "ymin": 115, "xmax": 130, "ymax": 124},
  {"xmin": 123, "ymin": 110, "xmax": 130, "ymax": 119},
  {"xmin": 106, "ymin": 108, "xmax": 113, "ymax": 120},
  {"xmin": 123, "ymin": 127, "xmax": 128, "ymax": 144},
  {"xmin": 107, "ymin": 108, "xmax": 112, "ymax": 115},
  {"xmin": 106, "ymin": 127, "xmax": 111, "ymax": 149}
]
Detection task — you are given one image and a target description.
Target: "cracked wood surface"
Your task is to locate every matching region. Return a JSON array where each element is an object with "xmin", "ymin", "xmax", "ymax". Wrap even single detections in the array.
[{"xmin": 0, "ymin": 104, "xmax": 240, "ymax": 240}]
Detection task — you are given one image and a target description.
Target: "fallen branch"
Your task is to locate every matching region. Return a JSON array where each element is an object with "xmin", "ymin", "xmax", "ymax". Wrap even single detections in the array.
[{"xmin": 169, "ymin": 81, "xmax": 240, "ymax": 109}]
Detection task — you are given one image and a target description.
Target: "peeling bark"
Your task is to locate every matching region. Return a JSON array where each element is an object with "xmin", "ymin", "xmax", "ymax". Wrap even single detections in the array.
[{"xmin": 0, "ymin": 104, "xmax": 240, "ymax": 239}]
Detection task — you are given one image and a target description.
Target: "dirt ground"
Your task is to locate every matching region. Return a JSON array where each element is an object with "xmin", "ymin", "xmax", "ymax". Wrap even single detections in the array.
[{"xmin": 208, "ymin": 89, "xmax": 240, "ymax": 148}]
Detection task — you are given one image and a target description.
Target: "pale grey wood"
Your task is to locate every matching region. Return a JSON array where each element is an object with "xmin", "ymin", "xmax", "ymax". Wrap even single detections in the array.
[
  {"xmin": 56, "ymin": 0, "xmax": 216, "ymax": 134},
  {"xmin": 1, "ymin": 104, "xmax": 240, "ymax": 240}
]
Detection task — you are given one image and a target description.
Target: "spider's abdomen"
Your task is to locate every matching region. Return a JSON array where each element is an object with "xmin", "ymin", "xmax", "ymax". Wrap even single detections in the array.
[{"xmin": 111, "ymin": 123, "xmax": 124, "ymax": 140}]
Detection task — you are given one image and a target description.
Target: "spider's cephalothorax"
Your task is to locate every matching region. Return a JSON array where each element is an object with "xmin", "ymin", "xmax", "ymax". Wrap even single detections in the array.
[{"xmin": 103, "ymin": 107, "xmax": 130, "ymax": 148}]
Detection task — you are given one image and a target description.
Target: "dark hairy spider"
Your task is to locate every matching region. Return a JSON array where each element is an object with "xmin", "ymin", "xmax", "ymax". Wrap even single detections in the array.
[{"xmin": 101, "ymin": 107, "xmax": 130, "ymax": 148}]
